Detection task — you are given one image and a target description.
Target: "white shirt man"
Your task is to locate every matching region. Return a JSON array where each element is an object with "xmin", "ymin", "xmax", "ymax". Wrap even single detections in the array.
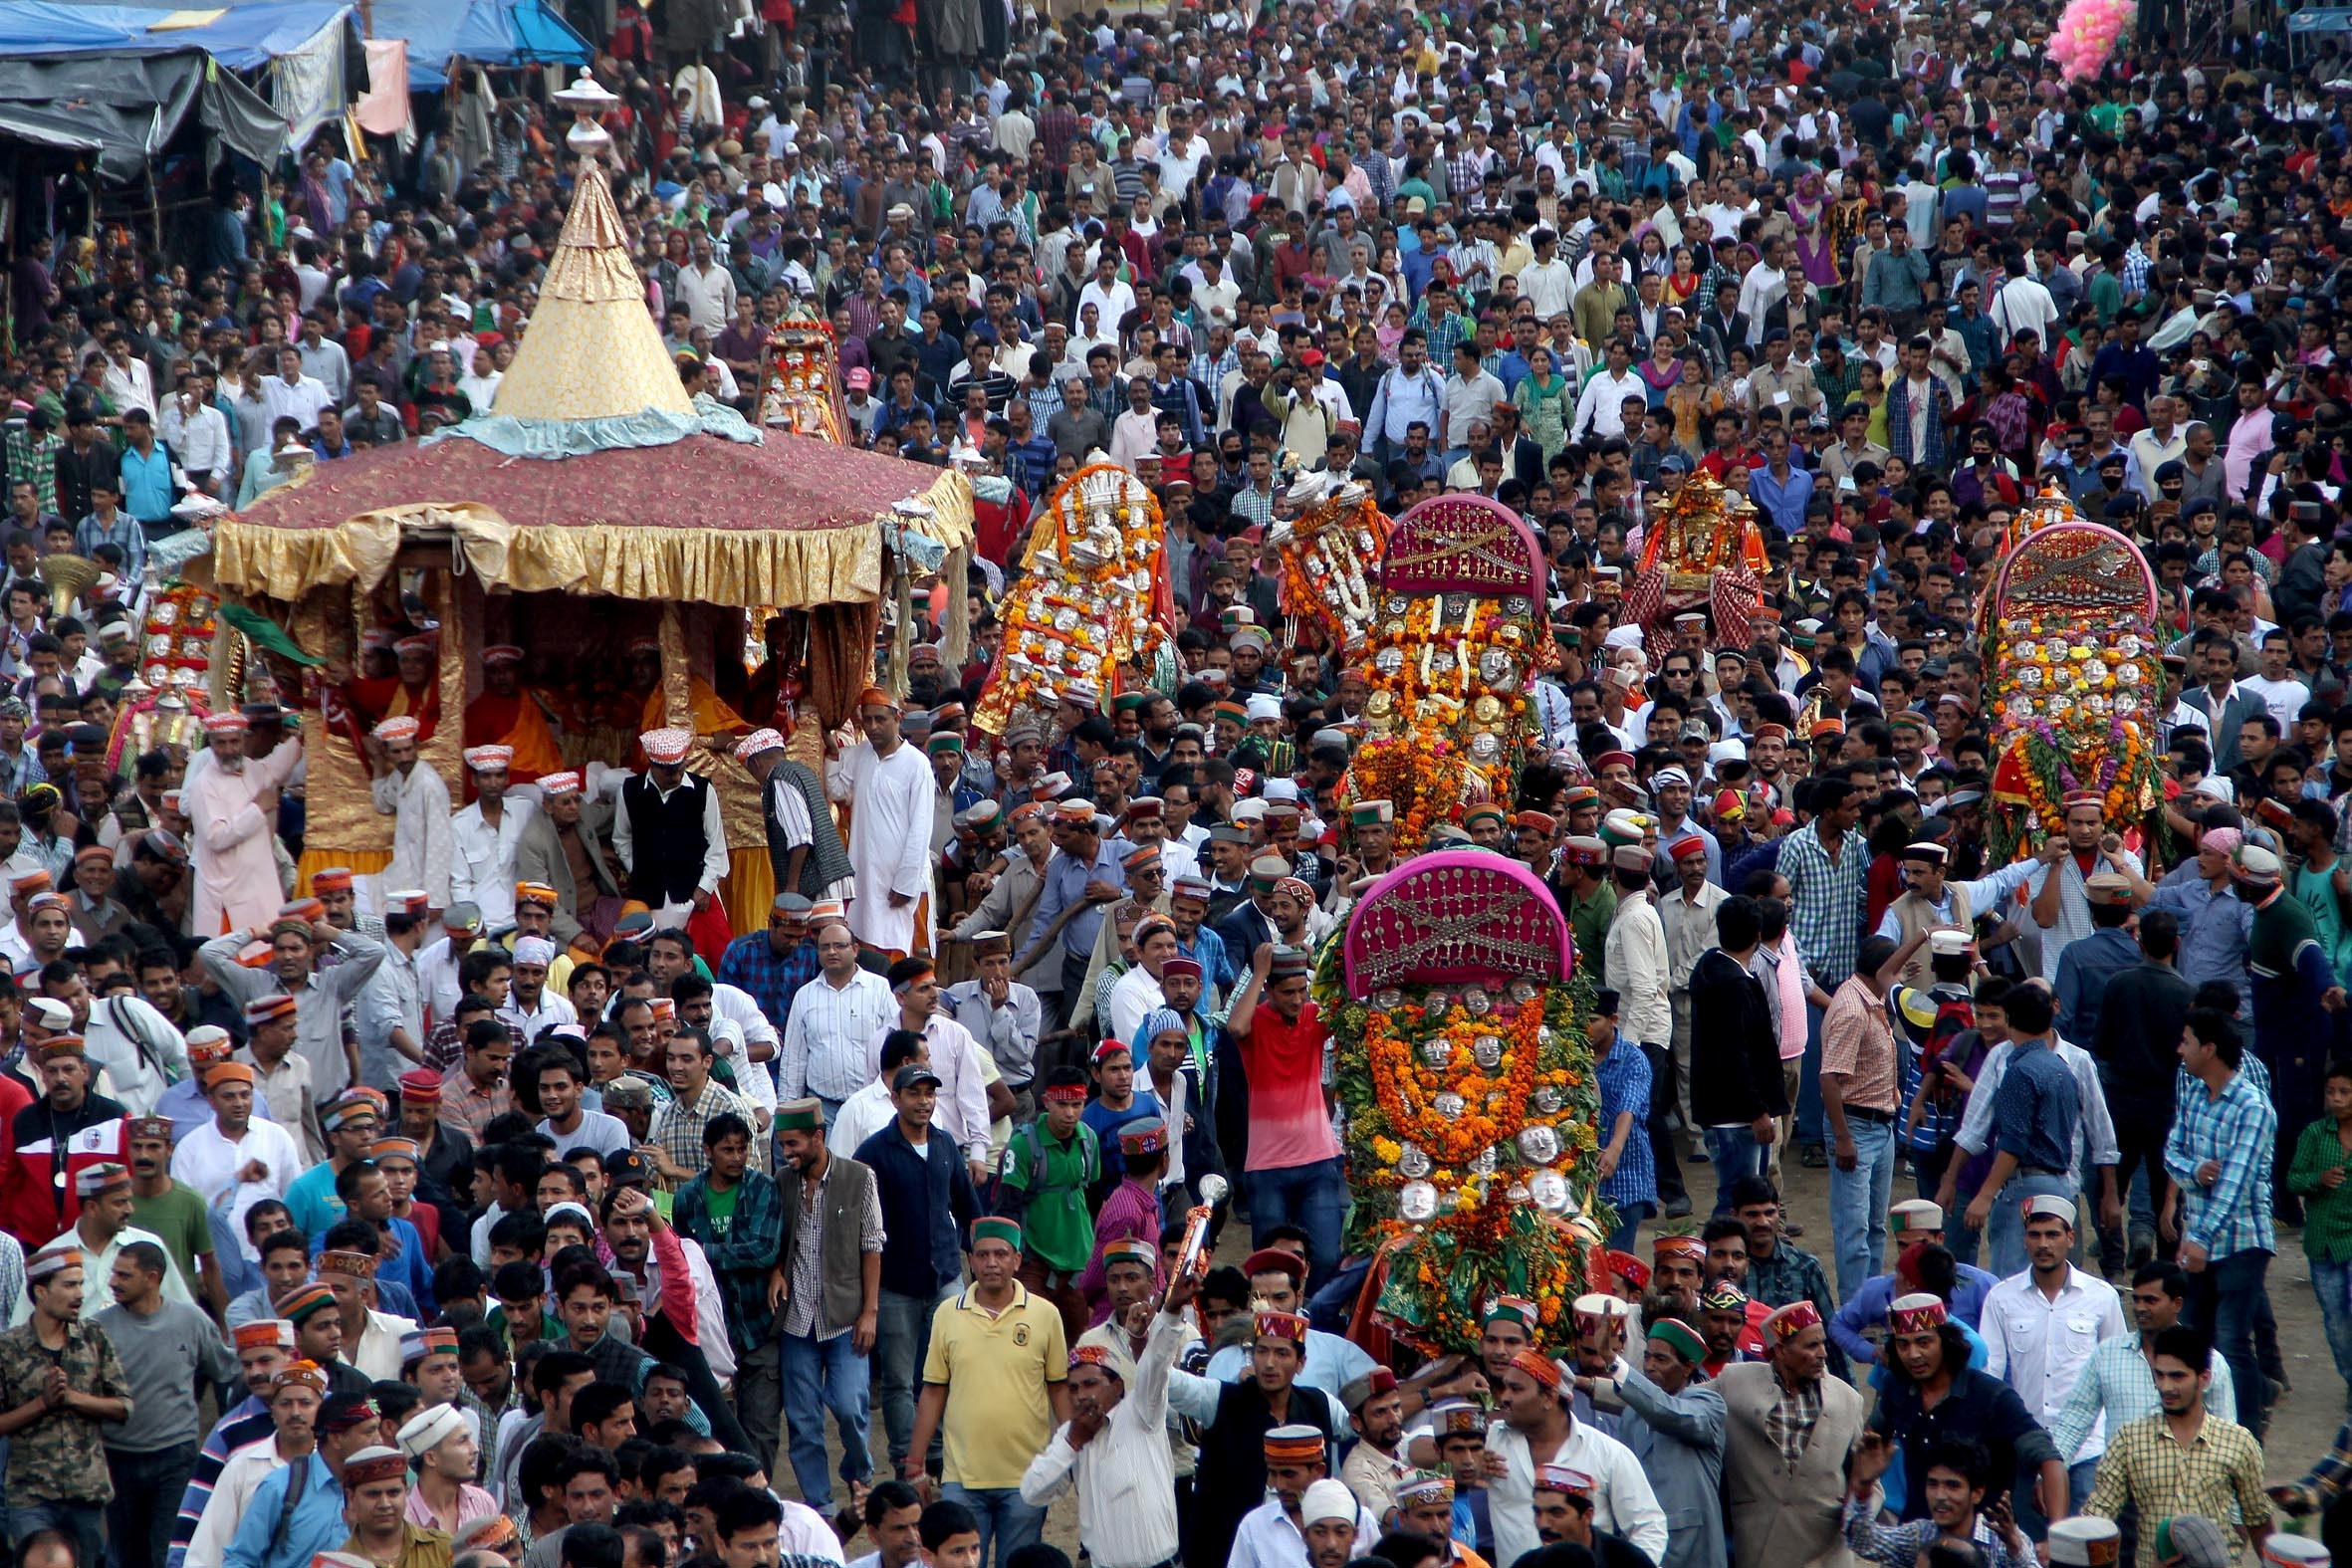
[
  {"xmin": 448, "ymin": 752, "xmax": 533, "ymax": 929},
  {"xmin": 170, "ymin": 1071, "xmax": 304, "ymax": 1260},
  {"xmin": 780, "ymin": 958, "xmax": 896, "ymax": 1111},
  {"xmin": 824, "ymin": 696, "xmax": 938, "ymax": 957},
  {"xmin": 1572, "ymin": 358, "xmax": 1646, "ymax": 442},
  {"xmin": 84, "ymin": 990, "xmax": 189, "ymax": 1118},
  {"xmin": 1979, "ymin": 1205, "xmax": 2128, "ymax": 1468},
  {"xmin": 864, "ymin": 1010, "xmax": 993, "ymax": 1169},
  {"xmin": 1021, "ymin": 1310, "xmax": 1189, "ymax": 1568},
  {"xmin": 1486, "ymin": 1412, "xmax": 1669, "ymax": 1567},
  {"xmin": 368, "ymin": 721, "xmax": 453, "ymax": 908}
]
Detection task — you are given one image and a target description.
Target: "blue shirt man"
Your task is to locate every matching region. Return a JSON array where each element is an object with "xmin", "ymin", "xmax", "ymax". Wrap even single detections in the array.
[
  {"xmin": 220, "ymin": 1412, "xmax": 367, "ymax": 1568},
  {"xmin": 1020, "ymin": 809, "xmax": 1129, "ymax": 967}
]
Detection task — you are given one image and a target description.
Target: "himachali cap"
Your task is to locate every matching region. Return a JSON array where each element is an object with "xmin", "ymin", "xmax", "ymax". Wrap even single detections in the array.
[
  {"xmin": 1890, "ymin": 1200, "xmax": 1944, "ymax": 1234},
  {"xmin": 26, "ymin": 1245, "xmax": 82, "ymax": 1283},
  {"xmin": 341, "ymin": 1447, "xmax": 409, "ymax": 1486},
  {"xmin": 281, "ymin": 1282, "xmax": 339, "ymax": 1324},
  {"xmin": 461, "ymin": 746, "xmax": 514, "ymax": 772},
  {"xmin": 76, "ymin": 1163, "xmax": 129, "ymax": 1199},
  {"xmin": 373, "ymin": 716, "xmax": 422, "ymax": 743},
  {"xmin": 775, "ymin": 1098, "xmax": 823, "ymax": 1132},
  {"xmin": 1395, "ymin": 1469, "xmax": 1455, "ymax": 1505},
  {"xmin": 1888, "ymin": 1292, "xmax": 1947, "ymax": 1333},
  {"xmin": 2234, "ymin": 842, "xmax": 2284, "ymax": 883},
  {"xmin": 2260, "ymin": 1537, "xmax": 2330, "ymax": 1567},
  {"xmin": 2023, "ymin": 1195, "xmax": 2078, "ymax": 1227},
  {"xmin": 1607, "ymin": 1250, "xmax": 1649, "ymax": 1289},
  {"xmin": 387, "ymin": 889, "xmax": 431, "ymax": 919},
  {"xmin": 1263, "ymin": 1424, "xmax": 1324, "ymax": 1462},
  {"xmin": 1101, "ymin": 1238, "xmax": 1156, "ymax": 1271},
  {"xmin": 1484, "ymin": 1295, "xmax": 1539, "ymax": 1333},
  {"xmin": 318, "ymin": 1250, "xmax": 377, "ymax": 1280},
  {"xmin": 206, "ymin": 1062, "xmax": 256, "ymax": 1089},
  {"xmin": 1533, "ymin": 1465, "xmax": 1597, "ymax": 1498},
  {"xmin": 1928, "ymin": 930, "xmax": 1974, "ymax": 957},
  {"xmin": 482, "ymin": 645, "xmax": 525, "ymax": 666},
  {"xmin": 1117, "ymin": 1117, "xmax": 1169, "ymax": 1155},
  {"xmin": 2046, "ymin": 1517, "xmax": 2124, "ymax": 1566},
  {"xmin": 127, "ymin": 1116, "xmax": 172, "ymax": 1142},
  {"xmin": 1349, "ymin": 799, "xmax": 1394, "ymax": 828},
  {"xmin": 1653, "ymin": 1234, "xmax": 1707, "ymax": 1262},
  {"xmin": 539, "ymin": 771, "xmax": 585, "ymax": 798},
  {"xmin": 370, "ymin": 1138, "xmax": 421, "ymax": 1165},
  {"xmin": 1298, "ymin": 1479, "xmax": 1358, "ymax": 1529},
  {"xmin": 1122, "ymin": 844, "xmax": 1161, "ymax": 873},
  {"xmin": 1901, "ymin": 841, "xmax": 1949, "ymax": 864},
  {"xmin": 234, "ymin": 1319, "xmax": 296, "ymax": 1350},
  {"xmin": 515, "ymin": 881, "xmax": 560, "ymax": 910},
  {"xmin": 1160, "ymin": 956, "xmax": 1203, "ymax": 982},
  {"xmin": 1701, "ymin": 1281, "xmax": 1750, "ymax": 1312},
  {"xmin": 1612, "ymin": 844, "xmax": 1654, "ymax": 873},
  {"xmin": 1463, "ymin": 804, "xmax": 1508, "ymax": 832},
  {"xmin": 1511, "ymin": 1348, "xmax": 1565, "ymax": 1389},
  {"xmin": 310, "ymin": 866, "xmax": 354, "ymax": 893},
  {"xmin": 457, "ymin": 1514, "xmax": 521, "ymax": 1555},
  {"xmin": 1068, "ymin": 1343, "xmax": 1119, "ymax": 1374},
  {"xmin": 202, "ymin": 711, "xmax": 249, "ymax": 736},
  {"xmin": 640, "ymin": 729, "xmax": 693, "ymax": 766},
  {"xmin": 2060, "ymin": 788, "xmax": 2105, "ymax": 812},
  {"xmin": 2149, "ymin": 1518, "xmax": 2234, "ymax": 1568},
  {"xmin": 2082, "ymin": 872, "xmax": 2134, "ymax": 906},
  {"xmin": 956, "ymin": 801, "xmax": 1002, "ymax": 833},
  {"xmin": 1561, "ymin": 835, "xmax": 1606, "ymax": 867},
  {"xmin": 1517, "ymin": 811, "xmax": 1558, "ymax": 835},
  {"xmin": 1430, "ymin": 1397, "xmax": 1488, "ymax": 1433},
  {"xmin": 400, "ymin": 1325, "xmax": 460, "ymax": 1363},
  {"xmin": 320, "ymin": 1096, "xmax": 378, "ymax": 1133},
  {"xmin": 970, "ymin": 1217, "xmax": 1024, "ymax": 1252},
  {"xmin": 1255, "ymin": 1309, "xmax": 1310, "ymax": 1348},
  {"xmin": 1597, "ymin": 808, "xmax": 1648, "ymax": 847},
  {"xmin": 398, "ymin": 1069, "xmax": 442, "ymax": 1103},
  {"xmin": 244, "ymin": 994, "xmax": 299, "ymax": 1027},
  {"xmin": 397, "ymin": 1402, "xmax": 467, "ymax": 1457},
  {"xmin": 1666, "ymin": 832, "xmax": 1707, "ymax": 862},
  {"xmin": 1648, "ymin": 1317, "xmax": 1707, "ymax": 1364},
  {"xmin": 1571, "ymin": 1292, "xmax": 1620, "ymax": 1325},
  {"xmin": 1343, "ymin": 1367, "xmax": 1399, "ymax": 1413},
  {"xmin": 1764, "ymin": 1300, "xmax": 1822, "ymax": 1340},
  {"xmin": 273, "ymin": 1360, "xmax": 331, "ymax": 1395}
]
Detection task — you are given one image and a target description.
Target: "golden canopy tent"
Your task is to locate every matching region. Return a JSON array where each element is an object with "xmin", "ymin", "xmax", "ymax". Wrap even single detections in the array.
[{"xmin": 212, "ymin": 76, "xmax": 969, "ymax": 940}]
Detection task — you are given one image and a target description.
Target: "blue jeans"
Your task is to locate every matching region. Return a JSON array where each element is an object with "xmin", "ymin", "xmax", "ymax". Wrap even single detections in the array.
[
  {"xmin": 778, "ymin": 1328, "xmax": 873, "ymax": 1512},
  {"xmin": 2314, "ymin": 1258, "xmax": 2352, "ymax": 1409},
  {"xmin": 1986, "ymin": 1172, "xmax": 2077, "ymax": 1278},
  {"xmin": 1706, "ymin": 1125, "xmax": 1766, "ymax": 1215},
  {"xmin": 939, "ymin": 1481, "xmax": 1047, "ymax": 1568},
  {"xmin": 1828, "ymin": 1117, "xmax": 1899, "ymax": 1298},
  {"xmin": 1606, "ymin": 1202, "xmax": 1655, "ymax": 1252},
  {"xmin": 1797, "ymin": 1002, "xmax": 1826, "ymax": 1147},
  {"xmin": 1249, "ymin": 1157, "xmax": 1347, "ymax": 1282},
  {"xmin": 875, "ymin": 1282, "xmax": 957, "ymax": 1470},
  {"xmin": 2188, "ymin": 1247, "xmax": 2272, "ymax": 1441}
]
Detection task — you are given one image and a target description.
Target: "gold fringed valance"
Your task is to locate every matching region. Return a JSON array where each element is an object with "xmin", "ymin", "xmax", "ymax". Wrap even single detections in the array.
[{"xmin": 215, "ymin": 470, "xmax": 973, "ymax": 615}]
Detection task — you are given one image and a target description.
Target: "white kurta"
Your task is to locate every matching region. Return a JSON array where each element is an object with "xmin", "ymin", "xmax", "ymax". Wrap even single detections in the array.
[
  {"xmin": 827, "ymin": 739, "xmax": 935, "ymax": 954},
  {"xmin": 449, "ymin": 797, "xmax": 535, "ymax": 927},
  {"xmin": 84, "ymin": 993, "xmax": 188, "ymax": 1117},
  {"xmin": 188, "ymin": 742, "xmax": 303, "ymax": 935},
  {"xmin": 371, "ymin": 762, "xmax": 453, "ymax": 909},
  {"xmin": 170, "ymin": 1115, "xmax": 303, "ymax": 1260}
]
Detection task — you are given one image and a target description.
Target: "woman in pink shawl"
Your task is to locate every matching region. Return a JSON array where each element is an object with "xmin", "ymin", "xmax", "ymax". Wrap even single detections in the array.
[{"xmin": 1787, "ymin": 170, "xmax": 1840, "ymax": 291}]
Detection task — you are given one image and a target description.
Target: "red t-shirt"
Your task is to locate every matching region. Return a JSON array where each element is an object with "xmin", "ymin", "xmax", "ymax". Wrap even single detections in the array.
[{"xmin": 1234, "ymin": 1002, "xmax": 1341, "ymax": 1172}]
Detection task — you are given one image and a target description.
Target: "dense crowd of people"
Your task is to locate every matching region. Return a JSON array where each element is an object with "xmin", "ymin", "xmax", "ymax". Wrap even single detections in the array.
[{"xmin": 15, "ymin": 2, "xmax": 2352, "ymax": 1568}]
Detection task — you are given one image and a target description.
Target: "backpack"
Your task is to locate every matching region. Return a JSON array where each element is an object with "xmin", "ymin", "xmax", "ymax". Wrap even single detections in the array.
[{"xmin": 1003, "ymin": 1117, "xmax": 1099, "ymax": 1194}]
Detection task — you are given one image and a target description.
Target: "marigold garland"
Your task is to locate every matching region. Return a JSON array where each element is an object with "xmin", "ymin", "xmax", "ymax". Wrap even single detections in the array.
[{"xmin": 1317, "ymin": 939, "xmax": 1603, "ymax": 1354}]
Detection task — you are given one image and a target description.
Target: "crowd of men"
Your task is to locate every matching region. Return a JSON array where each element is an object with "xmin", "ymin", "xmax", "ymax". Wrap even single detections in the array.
[{"xmin": 17, "ymin": 0, "xmax": 2352, "ymax": 1567}]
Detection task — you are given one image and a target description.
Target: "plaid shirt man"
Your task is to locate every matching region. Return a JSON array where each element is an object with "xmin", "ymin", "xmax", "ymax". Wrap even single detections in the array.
[
  {"xmin": 2164, "ymin": 1061, "xmax": 2277, "ymax": 1263},
  {"xmin": 650, "ymin": 1076, "xmax": 768, "ymax": 1181},
  {"xmin": 714, "ymin": 932, "xmax": 823, "ymax": 1042},
  {"xmin": 1839, "ymin": 1497, "xmax": 2032, "ymax": 1568},
  {"xmin": 5, "ymin": 425, "xmax": 61, "ymax": 515},
  {"xmin": 672, "ymin": 1166, "xmax": 786, "ymax": 1349},
  {"xmin": 2082, "ymin": 1411, "xmax": 2268, "ymax": 1568},
  {"xmin": 1780, "ymin": 821, "xmax": 1868, "ymax": 985},
  {"xmin": 1764, "ymin": 1365, "xmax": 1824, "ymax": 1469},
  {"xmin": 1410, "ymin": 303, "xmax": 1473, "ymax": 368}
]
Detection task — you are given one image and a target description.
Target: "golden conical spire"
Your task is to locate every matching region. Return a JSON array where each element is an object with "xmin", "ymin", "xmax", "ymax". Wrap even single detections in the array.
[{"xmin": 483, "ymin": 157, "xmax": 694, "ymax": 425}]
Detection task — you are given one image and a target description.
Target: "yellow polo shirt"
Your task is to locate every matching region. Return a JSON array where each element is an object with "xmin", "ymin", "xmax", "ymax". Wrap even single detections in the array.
[{"xmin": 922, "ymin": 1282, "xmax": 1068, "ymax": 1488}]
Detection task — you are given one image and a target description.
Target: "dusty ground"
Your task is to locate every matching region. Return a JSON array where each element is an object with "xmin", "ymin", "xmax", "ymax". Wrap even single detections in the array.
[{"xmin": 790, "ymin": 1159, "xmax": 2347, "ymax": 1556}]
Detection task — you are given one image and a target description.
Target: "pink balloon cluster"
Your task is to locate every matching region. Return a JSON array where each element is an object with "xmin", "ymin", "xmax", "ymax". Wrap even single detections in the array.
[{"xmin": 2047, "ymin": 0, "xmax": 2136, "ymax": 83}]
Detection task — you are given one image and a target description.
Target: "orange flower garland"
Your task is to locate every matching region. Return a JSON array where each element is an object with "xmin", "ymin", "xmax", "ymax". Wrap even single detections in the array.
[{"xmin": 1363, "ymin": 1000, "xmax": 1558, "ymax": 1167}]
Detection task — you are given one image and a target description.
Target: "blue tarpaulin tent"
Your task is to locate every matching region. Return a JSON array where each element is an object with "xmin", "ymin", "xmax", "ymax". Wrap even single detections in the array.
[
  {"xmin": 361, "ymin": 0, "xmax": 591, "ymax": 89},
  {"xmin": 0, "ymin": 0, "xmax": 355, "ymax": 68}
]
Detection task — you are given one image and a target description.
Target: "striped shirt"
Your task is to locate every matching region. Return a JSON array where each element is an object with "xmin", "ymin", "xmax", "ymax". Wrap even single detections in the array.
[{"xmin": 1779, "ymin": 822, "xmax": 1867, "ymax": 985}]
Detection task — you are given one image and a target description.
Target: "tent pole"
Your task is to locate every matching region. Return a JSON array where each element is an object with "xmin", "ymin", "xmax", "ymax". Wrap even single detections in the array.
[{"xmin": 145, "ymin": 162, "xmax": 161, "ymax": 257}]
